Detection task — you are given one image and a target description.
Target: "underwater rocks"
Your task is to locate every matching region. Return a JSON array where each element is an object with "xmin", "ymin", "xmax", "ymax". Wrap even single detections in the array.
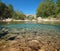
[
  {"xmin": 0, "ymin": 27, "xmax": 8, "ymax": 38},
  {"xmin": 0, "ymin": 36, "xmax": 60, "ymax": 51},
  {"xmin": 28, "ymin": 40, "xmax": 40, "ymax": 51},
  {"xmin": 0, "ymin": 27, "xmax": 60, "ymax": 51}
]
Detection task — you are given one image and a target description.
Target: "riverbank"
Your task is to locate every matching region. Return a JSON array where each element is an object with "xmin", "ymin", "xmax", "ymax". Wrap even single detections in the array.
[
  {"xmin": 0, "ymin": 18, "xmax": 60, "ymax": 22},
  {"xmin": 0, "ymin": 18, "xmax": 60, "ymax": 25}
]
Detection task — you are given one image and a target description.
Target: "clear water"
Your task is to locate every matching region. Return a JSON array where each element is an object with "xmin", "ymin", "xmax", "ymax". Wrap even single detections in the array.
[
  {"xmin": 0, "ymin": 22, "xmax": 60, "ymax": 35},
  {"xmin": 4, "ymin": 23, "xmax": 60, "ymax": 32}
]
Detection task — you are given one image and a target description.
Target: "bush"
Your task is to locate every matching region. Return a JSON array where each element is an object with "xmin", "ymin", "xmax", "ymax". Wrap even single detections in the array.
[{"xmin": 56, "ymin": 13, "xmax": 60, "ymax": 19}]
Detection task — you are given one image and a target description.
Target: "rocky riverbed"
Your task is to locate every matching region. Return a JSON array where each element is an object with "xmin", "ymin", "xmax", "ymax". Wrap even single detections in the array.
[{"xmin": 0, "ymin": 26, "xmax": 60, "ymax": 51}]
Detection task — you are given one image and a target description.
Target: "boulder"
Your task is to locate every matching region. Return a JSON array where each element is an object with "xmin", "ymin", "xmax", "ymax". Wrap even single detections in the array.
[{"xmin": 28, "ymin": 40, "xmax": 40, "ymax": 50}]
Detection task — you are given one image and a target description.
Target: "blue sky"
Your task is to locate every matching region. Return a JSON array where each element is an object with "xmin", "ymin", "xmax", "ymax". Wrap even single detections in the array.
[{"xmin": 2, "ymin": 0, "xmax": 42, "ymax": 14}]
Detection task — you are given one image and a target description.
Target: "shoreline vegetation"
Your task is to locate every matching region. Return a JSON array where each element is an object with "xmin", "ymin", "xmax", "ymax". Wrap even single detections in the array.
[{"xmin": 0, "ymin": 0, "xmax": 60, "ymax": 25}]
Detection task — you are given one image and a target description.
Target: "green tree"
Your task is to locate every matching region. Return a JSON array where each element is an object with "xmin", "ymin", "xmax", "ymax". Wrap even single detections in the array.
[
  {"xmin": 36, "ymin": 0, "xmax": 57, "ymax": 18},
  {"xmin": 0, "ymin": 2, "xmax": 7, "ymax": 19},
  {"xmin": 56, "ymin": 0, "xmax": 60, "ymax": 13},
  {"xmin": 57, "ymin": 0, "xmax": 60, "ymax": 7},
  {"xmin": 7, "ymin": 4, "xmax": 14, "ymax": 18},
  {"xmin": 0, "ymin": 1, "xmax": 14, "ymax": 19},
  {"xmin": 13, "ymin": 11, "xmax": 26, "ymax": 20},
  {"xmin": 0, "ymin": 1, "xmax": 26, "ymax": 20}
]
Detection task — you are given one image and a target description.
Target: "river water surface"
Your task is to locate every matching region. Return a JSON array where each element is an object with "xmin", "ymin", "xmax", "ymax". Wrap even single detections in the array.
[{"xmin": 0, "ymin": 22, "xmax": 60, "ymax": 35}]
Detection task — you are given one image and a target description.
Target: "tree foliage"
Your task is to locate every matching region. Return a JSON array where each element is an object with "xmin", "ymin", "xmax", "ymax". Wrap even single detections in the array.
[
  {"xmin": 56, "ymin": 0, "xmax": 60, "ymax": 13},
  {"xmin": 36, "ymin": 0, "xmax": 59, "ymax": 18},
  {"xmin": 7, "ymin": 4, "xmax": 14, "ymax": 18},
  {"xmin": 13, "ymin": 11, "xmax": 26, "ymax": 20},
  {"xmin": 57, "ymin": 0, "xmax": 60, "ymax": 7},
  {"xmin": 0, "ymin": 2, "xmax": 7, "ymax": 19},
  {"xmin": 0, "ymin": 2, "xmax": 14, "ymax": 19},
  {"xmin": 0, "ymin": 1, "xmax": 26, "ymax": 20}
]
